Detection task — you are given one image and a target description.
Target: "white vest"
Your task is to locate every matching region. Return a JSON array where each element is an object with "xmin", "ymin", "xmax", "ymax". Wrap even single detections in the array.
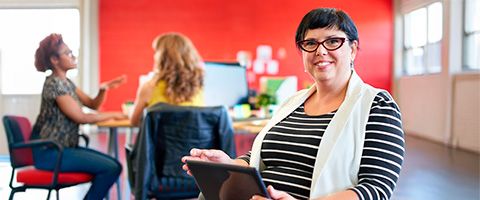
[{"xmin": 249, "ymin": 71, "xmax": 381, "ymax": 198}]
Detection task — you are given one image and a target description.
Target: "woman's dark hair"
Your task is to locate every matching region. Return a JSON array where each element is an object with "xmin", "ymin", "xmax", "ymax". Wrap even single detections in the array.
[
  {"xmin": 295, "ymin": 8, "xmax": 359, "ymax": 49},
  {"xmin": 34, "ymin": 33, "xmax": 64, "ymax": 72}
]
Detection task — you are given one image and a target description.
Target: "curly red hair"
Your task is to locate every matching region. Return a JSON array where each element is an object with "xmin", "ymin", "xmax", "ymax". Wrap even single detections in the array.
[
  {"xmin": 152, "ymin": 33, "xmax": 204, "ymax": 104},
  {"xmin": 34, "ymin": 33, "xmax": 64, "ymax": 72}
]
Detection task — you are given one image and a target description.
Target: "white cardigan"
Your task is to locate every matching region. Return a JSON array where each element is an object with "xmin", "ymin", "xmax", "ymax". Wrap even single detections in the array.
[{"xmin": 249, "ymin": 71, "xmax": 381, "ymax": 198}]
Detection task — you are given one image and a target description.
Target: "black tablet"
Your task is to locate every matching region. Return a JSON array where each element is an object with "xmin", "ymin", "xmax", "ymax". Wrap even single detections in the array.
[{"xmin": 186, "ymin": 160, "xmax": 269, "ymax": 200}]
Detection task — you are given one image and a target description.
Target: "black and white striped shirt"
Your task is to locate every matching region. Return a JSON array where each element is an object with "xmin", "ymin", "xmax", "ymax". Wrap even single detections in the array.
[{"xmin": 238, "ymin": 91, "xmax": 404, "ymax": 200}]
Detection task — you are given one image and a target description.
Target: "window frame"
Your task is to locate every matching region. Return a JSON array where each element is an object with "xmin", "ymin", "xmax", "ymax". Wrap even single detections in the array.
[
  {"xmin": 402, "ymin": 1, "xmax": 443, "ymax": 76},
  {"xmin": 462, "ymin": 0, "xmax": 480, "ymax": 71}
]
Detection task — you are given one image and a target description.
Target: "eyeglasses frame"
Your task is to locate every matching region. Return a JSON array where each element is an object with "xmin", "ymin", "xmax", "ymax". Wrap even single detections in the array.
[{"xmin": 297, "ymin": 37, "xmax": 348, "ymax": 52}]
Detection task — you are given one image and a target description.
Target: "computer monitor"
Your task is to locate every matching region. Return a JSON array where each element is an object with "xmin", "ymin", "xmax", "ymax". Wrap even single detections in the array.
[{"xmin": 203, "ymin": 62, "xmax": 249, "ymax": 107}]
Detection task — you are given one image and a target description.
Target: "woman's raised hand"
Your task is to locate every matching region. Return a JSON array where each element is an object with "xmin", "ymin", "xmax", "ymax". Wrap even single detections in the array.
[{"xmin": 100, "ymin": 75, "xmax": 127, "ymax": 90}]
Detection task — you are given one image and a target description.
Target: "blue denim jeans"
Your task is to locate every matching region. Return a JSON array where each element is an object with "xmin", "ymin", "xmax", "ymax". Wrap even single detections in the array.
[{"xmin": 33, "ymin": 147, "xmax": 122, "ymax": 200}]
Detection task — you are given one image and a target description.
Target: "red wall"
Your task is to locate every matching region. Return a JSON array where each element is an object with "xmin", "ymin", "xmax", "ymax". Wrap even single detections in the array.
[{"xmin": 99, "ymin": 0, "xmax": 393, "ymax": 111}]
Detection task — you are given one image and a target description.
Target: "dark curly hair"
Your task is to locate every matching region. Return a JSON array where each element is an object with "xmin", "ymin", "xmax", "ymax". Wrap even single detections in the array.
[
  {"xmin": 34, "ymin": 33, "xmax": 64, "ymax": 72},
  {"xmin": 152, "ymin": 33, "xmax": 204, "ymax": 104}
]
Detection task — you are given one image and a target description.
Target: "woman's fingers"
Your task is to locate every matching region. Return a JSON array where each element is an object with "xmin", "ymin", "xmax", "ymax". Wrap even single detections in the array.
[
  {"xmin": 181, "ymin": 163, "xmax": 193, "ymax": 176},
  {"xmin": 102, "ymin": 75, "xmax": 127, "ymax": 90},
  {"xmin": 264, "ymin": 185, "xmax": 296, "ymax": 200},
  {"xmin": 183, "ymin": 148, "xmax": 233, "ymax": 165}
]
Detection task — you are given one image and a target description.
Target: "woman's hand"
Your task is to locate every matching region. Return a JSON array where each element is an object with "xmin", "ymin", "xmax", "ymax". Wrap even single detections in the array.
[
  {"xmin": 181, "ymin": 148, "xmax": 233, "ymax": 175},
  {"xmin": 110, "ymin": 112, "xmax": 128, "ymax": 120},
  {"xmin": 98, "ymin": 112, "xmax": 128, "ymax": 122},
  {"xmin": 100, "ymin": 75, "xmax": 127, "ymax": 90},
  {"xmin": 251, "ymin": 185, "xmax": 296, "ymax": 200}
]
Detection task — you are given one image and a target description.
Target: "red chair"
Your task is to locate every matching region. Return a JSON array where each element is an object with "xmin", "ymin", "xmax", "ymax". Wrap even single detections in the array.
[{"xmin": 3, "ymin": 115, "xmax": 93, "ymax": 200}]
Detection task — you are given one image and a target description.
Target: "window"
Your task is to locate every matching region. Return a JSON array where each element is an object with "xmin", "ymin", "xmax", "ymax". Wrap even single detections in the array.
[
  {"xmin": 403, "ymin": 2, "xmax": 443, "ymax": 76},
  {"xmin": 463, "ymin": 0, "xmax": 480, "ymax": 71},
  {"xmin": 0, "ymin": 9, "xmax": 80, "ymax": 94}
]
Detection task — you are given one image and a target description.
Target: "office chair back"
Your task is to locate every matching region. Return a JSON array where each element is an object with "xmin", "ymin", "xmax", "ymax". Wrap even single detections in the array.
[
  {"xmin": 129, "ymin": 103, "xmax": 236, "ymax": 199},
  {"xmin": 4, "ymin": 115, "xmax": 35, "ymax": 168}
]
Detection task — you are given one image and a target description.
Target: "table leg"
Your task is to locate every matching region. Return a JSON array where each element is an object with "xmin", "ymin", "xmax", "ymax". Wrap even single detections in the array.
[
  {"xmin": 108, "ymin": 127, "xmax": 122, "ymax": 200},
  {"xmin": 125, "ymin": 128, "xmax": 132, "ymax": 146}
]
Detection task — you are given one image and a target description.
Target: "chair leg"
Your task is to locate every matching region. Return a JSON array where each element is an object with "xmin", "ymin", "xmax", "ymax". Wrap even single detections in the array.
[
  {"xmin": 46, "ymin": 189, "xmax": 52, "ymax": 200},
  {"xmin": 56, "ymin": 189, "xmax": 60, "ymax": 200},
  {"xmin": 9, "ymin": 188, "xmax": 27, "ymax": 200},
  {"xmin": 8, "ymin": 190, "xmax": 15, "ymax": 200}
]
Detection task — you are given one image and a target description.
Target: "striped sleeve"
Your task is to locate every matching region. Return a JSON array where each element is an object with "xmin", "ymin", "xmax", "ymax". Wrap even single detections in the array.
[
  {"xmin": 350, "ymin": 91, "xmax": 405, "ymax": 200},
  {"xmin": 237, "ymin": 151, "xmax": 251, "ymax": 163}
]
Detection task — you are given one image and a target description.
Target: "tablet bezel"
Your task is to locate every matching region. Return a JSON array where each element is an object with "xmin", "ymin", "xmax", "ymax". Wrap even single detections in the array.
[{"xmin": 186, "ymin": 160, "xmax": 269, "ymax": 200}]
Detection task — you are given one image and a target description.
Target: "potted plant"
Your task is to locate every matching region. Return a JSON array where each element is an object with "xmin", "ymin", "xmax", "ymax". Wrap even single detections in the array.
[{"xmin": 255, "ymin": 93, "xmax": 277, "ymax": 118}]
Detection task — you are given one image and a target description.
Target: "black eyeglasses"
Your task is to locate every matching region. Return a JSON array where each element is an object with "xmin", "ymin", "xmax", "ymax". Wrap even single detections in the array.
[{"xmin": 297, "ymin": 37, "xmax": 348, "ymax": 52}]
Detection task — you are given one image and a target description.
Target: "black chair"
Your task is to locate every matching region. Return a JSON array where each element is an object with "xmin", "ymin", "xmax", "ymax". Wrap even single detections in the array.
[
  {"xmin": 126, "ymin": 103, "xmax": 236, "ymax": 200},
  {"xmin": 3, "ymin": 115, "xmax": 93, "ymax": 200}
]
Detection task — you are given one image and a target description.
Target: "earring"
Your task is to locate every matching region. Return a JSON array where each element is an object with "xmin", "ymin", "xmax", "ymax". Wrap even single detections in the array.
[{"xmin": 350, "ymin": 60, "xmax": 354, "ymax": 69}]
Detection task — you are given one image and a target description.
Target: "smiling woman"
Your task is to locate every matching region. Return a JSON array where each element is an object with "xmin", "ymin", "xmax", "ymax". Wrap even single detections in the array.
[
  {"xmin": 181, "ymin": 8, "xmax": 404, "ymax": 200},
  {"xmin": 0, "ymin": 8, "xmax": 80, "ymax": 95}
]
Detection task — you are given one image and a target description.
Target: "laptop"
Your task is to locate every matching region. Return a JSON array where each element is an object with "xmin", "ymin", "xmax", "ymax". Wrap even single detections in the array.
[{"xmin": 185, "ymin": 160, "xmax": 269, "ymax": 200}]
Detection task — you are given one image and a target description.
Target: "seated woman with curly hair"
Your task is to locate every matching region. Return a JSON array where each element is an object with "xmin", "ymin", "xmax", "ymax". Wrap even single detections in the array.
[
  {"xmin": 129, "ymin": 32, "xmax": 205, "ymax": 126},
  {"xmin": 32, "ymin": 33, "xmax": 126, "ymax": 200}
]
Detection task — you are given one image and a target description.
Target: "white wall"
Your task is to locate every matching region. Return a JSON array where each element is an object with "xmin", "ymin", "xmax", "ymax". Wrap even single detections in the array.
[
  {"xmin": 397, "ymin": 75, "xmax": 451, "ymax": 143},
  {"xmin": 0, "ymin": 51, "xmax": 4, "ymax": 155},
  {"xmin": 0, "ymin": 95, "xmax": 42, "ymax": 155},
  {"xmin": 452, "ymin": 74, "xmax": 480, "ymax": 153}
]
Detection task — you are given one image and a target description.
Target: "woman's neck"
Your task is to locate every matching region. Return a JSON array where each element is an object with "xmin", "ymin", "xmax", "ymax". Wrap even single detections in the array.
[
  {"xmin": 52, "ymin": 69, "xmax": 67, "ymax": 80},
  {"xmin": 314, "ymin": 72, "xmax": 350, "ymax": 100},
  {"xmin": 304, "ymin": 73, "xmax": 351, "ymax": 115}
]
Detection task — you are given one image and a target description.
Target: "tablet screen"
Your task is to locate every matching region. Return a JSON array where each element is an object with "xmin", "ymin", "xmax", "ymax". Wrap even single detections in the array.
[{"xmin": 186, "ymin": 160, "xmax": 269, "ymax": 200}]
